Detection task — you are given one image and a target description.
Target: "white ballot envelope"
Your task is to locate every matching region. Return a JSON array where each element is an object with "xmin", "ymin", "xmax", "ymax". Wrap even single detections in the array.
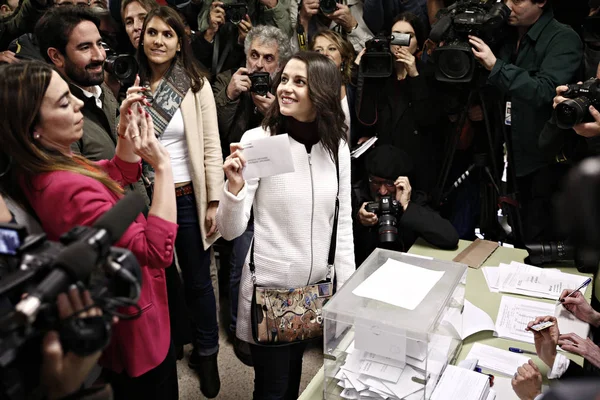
[{"xmin": 241, "ymin": 134, "xmax": 295, "ymax": 180}]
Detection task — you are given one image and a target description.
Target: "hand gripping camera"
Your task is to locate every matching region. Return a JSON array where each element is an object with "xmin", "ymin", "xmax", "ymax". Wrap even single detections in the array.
[
  {"xmin": 249, "ymin": 72, "xmax": 271, "ymax": 96},
  {"xmin": 359, "ymin": 34, "xmax": 412, "ymax": 78},
  {"xmin": 223, "ymin": 2, "xmax": 248, "ymax": 25},
  {"xmin": 429, "ymin": 0, "xmax": 510, "ymax": 83},
  {"xmin": 365, "ymin": 195, "xmax": 403, "ymax": 243},
  {"xmin": 0, "ymin": 193, "xmax": 145, "ymax": 400},
  {"xmin": 554, "ymin": 78, "xmax": 600, "ymax": 130}
]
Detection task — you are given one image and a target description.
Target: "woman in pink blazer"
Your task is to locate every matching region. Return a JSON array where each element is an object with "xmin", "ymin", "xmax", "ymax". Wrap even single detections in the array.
[{"xmin": 0, "ymin": 61, "xmax": 179, "ymax": 399}]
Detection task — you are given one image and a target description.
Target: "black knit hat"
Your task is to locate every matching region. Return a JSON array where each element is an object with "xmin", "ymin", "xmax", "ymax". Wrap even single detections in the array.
[{"xmin": 365, "ymin": 144, "xmax": 414, "ymax": 181}]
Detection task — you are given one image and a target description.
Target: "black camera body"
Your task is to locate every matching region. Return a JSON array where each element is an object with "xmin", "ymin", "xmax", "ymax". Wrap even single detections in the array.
[
  {"xmin": 319, "ymin": 0, "xmax": 338, "ymax": 14},
  {"xmin": 365, "ymin": 195, "xmax": 403, "ymax": 243},
  {"xmin": 223, "ymin": 2, "xmax": 247, "ymax": 25},
  {"xmin": 430, "ymin": 0, "xmax": 510, "ymax": 83},
  {"xmin": 102, "ymin": 43, "xmax": 138, "ymax": 86},
  {"xmin": 554, "ymin": 78, "xmax": 600, "ymax": 130},
  {"xmin": 359, "ymin": 34, "xmax": 412, "ymax": 78},
  {"xmin": 249, "ymin": 72, "xmax": 271, "ymax": 96}
]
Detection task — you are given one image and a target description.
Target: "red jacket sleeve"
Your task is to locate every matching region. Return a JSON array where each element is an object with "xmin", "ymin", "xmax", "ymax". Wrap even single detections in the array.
[
  {"xmin": 96, "ymin": 156, "xmax": 142, "ymax": 187},
  {"xmin": 28, "ymin": 171, "xmax": 176, "ymax": 269}
]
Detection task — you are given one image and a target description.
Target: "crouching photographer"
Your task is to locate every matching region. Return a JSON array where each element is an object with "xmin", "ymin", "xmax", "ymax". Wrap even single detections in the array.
[{"xmin": 352, "ymin": 145, "xmax": 459, "ymax": 265}]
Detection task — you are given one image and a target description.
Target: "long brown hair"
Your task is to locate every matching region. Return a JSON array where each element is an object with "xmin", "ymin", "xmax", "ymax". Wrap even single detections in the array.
[
  {"xmin": 137, "ymin": 6, "xmax": 205, "ymax": 92},
  {"xmin": 309, "ymin": 30, "xmax": 355, "ymax": 85},
  {"xmin": 263, "ymin": 52, "xmax": 347, "ymax": 161},
  {"xmin": 0, "ymin": 61, "xmax": 123, "ymax": 211}
]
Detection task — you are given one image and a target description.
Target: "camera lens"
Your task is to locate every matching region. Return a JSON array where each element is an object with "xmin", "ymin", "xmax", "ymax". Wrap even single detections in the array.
[
  {"xmin": 438, "ymin": 49, "xmax": 472, "ymax": 80},
  {"xmin": 555, "ymin": 97, "xmax": 590, "ymax": 129},
  {"xmin": 378, "ymin": 214, "xmax": 398, "ymax": 243}
]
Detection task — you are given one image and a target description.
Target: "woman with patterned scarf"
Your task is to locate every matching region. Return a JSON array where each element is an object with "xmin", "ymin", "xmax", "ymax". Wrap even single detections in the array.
[{"xmin": 132, "ymin": 6, "xmax": 224, "ymax": 398}]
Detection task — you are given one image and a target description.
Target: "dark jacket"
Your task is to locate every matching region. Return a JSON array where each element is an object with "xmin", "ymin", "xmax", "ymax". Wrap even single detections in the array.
[
  {"xmin": 356, "ymin": 63, "xmax": 446, "ymax": 194},
  {"xmin": 0, "ymin": 0, "xmax": 48, "ymax": 51},
  {"xmin": 69, "ymin": 83, "xmax": 150, "ymax": 207},
  {"xmin": 362, "ymin": 0, "xmax": 429, "ymax": 36},
  {"xmin": 7, "ymin": 32, "xmax": 42, "ymax": 60},
  {"xmin": 487, "ymin": 7, "xmax": 583, "ymax": 177},
  {"xmin": 352, "ymin": 180, "xmax": 459, "ymax": 264}
]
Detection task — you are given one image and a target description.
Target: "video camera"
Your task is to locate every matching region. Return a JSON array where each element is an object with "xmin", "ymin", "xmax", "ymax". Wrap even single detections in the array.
[
  {"xmin": 554, "ymin": 78, "xmax": 600, "ymax": 130},
  {"xmin": 0, "ymin": 193, "xmax": 145, "ymax": 400},
  {"xmin": 102, "ymin": 43, "xmax": 138, "ymax": 86},
  {"xmin": 249, "ymin": 72, "xmax": 271, "ymax": 96},
  {"xmin": 429, "ymin": 0, "xmax": 510, "ymax": 83},
  {"xmin": 359, "ymin": 34, "xmax": 412, "ymax": 78},
  {"xmin": 365, "ymin": 195, "xmax": 403, "ymax": 243},
  {"xmin": 223, "ymin": 2, "xmax": 247, "ymax": 25}
]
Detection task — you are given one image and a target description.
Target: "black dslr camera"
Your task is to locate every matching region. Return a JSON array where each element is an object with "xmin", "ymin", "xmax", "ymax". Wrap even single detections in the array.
[
  {"xmin": 102, "ymin": 43, "xmax": 138, "ymax": 86},
  {"xmin": 365, "ymin": 195, "xmax": 402, "ymax": 243},
  {"xmin": 554, "ymin": 78, "xmax": 600, "ymax": 130},
  {"xmin": 359, "ymin": 34, "xmax": 412, "ymax": 78},
  {"xmin": 429, "ymin": 0, "xmax": 510, "ymax": 83},
  {"xmin": 249, "ymin": 72, "xmax": 271, "ymax": 96},
  {"xmin": 223, "ymin": 2, "xmax": 247, "ymax": 25},
  {"xmin": 0, "ymin": 194, "xmax": 145, "ymax": 400},
  {"xmin": 319, "ymin": 0, "xmax": 338, "ymax": 14}
]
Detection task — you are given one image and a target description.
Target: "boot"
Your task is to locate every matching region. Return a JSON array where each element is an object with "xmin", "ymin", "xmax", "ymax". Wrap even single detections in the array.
[{"xmin": 189, "ymin": 350, "xmax": 221, "ymax": 398}]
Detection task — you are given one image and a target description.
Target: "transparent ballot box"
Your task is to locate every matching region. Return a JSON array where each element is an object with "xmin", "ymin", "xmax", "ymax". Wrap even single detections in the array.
[{"xmin": 323, "ymin": 248, "xmax": 467, "ymax": 399}]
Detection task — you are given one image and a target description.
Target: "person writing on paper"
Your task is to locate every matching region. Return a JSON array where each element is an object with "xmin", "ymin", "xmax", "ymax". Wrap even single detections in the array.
[
  {"xmin": 216, "ymin": 51, "xmax": 355, "ymax": 399},
  {"xmin": 352, "ymin": 144, "xmax": 459, "ymax": 265}
]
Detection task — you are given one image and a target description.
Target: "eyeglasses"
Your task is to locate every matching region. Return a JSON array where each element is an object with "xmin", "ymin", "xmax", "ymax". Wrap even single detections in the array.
[{"xmin": 368, "ymin": 177, "xmax": 395, "ymax": 189}]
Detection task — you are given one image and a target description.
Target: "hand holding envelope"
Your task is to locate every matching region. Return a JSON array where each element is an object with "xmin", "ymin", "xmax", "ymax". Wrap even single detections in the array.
[{"xmin": 223, "ymin": 134, "xmax": 296, "ymax": 196}]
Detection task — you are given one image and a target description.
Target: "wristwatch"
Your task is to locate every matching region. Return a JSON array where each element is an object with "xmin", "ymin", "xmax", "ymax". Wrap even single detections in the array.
[{"xmin": 345, "ymin": 22, "xmax": 359, "ymax": 34}]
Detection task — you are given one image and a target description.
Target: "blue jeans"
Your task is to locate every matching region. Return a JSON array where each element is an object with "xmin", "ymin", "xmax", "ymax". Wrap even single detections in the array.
[
  {"xmin": 229, "ymin": 222, "xmax": 254, "ymax": 334},
  {"xmin": 176, "ymin": 192, "xmax": 219, "ymax": 355}
]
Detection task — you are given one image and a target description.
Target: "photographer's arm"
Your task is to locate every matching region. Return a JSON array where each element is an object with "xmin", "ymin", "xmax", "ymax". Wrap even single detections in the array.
[
  {"xmin": 330, "ymin": 3, "xmax": 373, "ymax": 53},
  {"xmin": 399, "ymin": 192, "xmax": 459, "ymax": 250},
  {"xmin": 260, "ymin": 0, "xmax": 293, "ymax": 38},
  {"xmin": 485, "ymin": 32, "xmax": 583, "ymax": 109}
]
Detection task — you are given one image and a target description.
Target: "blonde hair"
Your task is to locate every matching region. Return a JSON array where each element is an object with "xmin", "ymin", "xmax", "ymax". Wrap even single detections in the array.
[{"xmin": 309, "ymin": 30, "xmax": 355, "ymax": 85}]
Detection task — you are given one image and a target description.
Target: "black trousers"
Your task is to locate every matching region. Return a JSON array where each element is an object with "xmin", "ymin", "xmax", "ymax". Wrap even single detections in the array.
[
  {"xmin": 515, "ymin": 163, "xmax": 569, "ymax": 243},
  {"xmin": 103, "ymin": 342, "xmax": 179, "ymax": 400},
  {"xmin": 249, "ymin": 342, "xmax": 308, "ymax": 400}
]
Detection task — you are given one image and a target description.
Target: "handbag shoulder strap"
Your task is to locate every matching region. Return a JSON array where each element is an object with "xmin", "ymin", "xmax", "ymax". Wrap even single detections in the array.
[{"xmin": 249, "ymin": 154, "xmax": 340, "ymax": 281}]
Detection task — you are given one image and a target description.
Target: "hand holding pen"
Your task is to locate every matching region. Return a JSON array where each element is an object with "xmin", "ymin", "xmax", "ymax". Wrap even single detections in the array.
[{"xmin": 558, "ymin": 279, "xmax": 600, "ymax": 328}]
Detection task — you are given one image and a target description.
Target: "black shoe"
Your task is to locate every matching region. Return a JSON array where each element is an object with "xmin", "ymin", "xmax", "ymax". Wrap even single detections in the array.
[
  {"xmin": 189, "ymin": 350, "xmax": 221, "ymax": 398},
  {"xmin": 233, "ymin": 337, "xmax": 253, "ymax": 367}
]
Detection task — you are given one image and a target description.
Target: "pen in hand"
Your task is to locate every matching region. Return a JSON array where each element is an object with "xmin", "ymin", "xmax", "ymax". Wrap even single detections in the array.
[{"xmin": 557, "ymin": 277, "xmax": 592, "ymax": 305}]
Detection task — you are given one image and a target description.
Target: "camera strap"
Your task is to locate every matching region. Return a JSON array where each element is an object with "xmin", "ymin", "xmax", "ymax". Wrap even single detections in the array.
[
  {"xmin": 296, "ymin": 2, "xmax": 308, "ymax": 51},
  {"xmin": 211, "ymin": 28, "xmax": 234, "ymax": 75}
]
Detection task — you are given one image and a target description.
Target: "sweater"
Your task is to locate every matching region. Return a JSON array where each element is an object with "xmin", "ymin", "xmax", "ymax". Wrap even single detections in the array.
[{"xmin": 216, "ymin": 126, "xmax": 355, "ymax": 344}]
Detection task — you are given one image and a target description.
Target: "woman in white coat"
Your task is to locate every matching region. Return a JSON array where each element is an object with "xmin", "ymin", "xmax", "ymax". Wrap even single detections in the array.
[{"xmin": 217, "ymin": 51, "xmax": 355, "ymax": 399}]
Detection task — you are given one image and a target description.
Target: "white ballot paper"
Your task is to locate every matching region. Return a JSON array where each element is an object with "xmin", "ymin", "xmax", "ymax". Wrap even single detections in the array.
[
  {"xmin": 495, "ymin": 295, "xmax": 590, "ymax": 346},
  {"xmin": 466, "ymin": 343, "xmax": 530, "ymax": 376},
  {"xmin": 444, "ymin": 300, "xmax": 496, "ymax": 340},
  {"xmin": 352, "ymin": 259, "xmax": 445, "ymax": 310},
  {"xmin": 241, "ymin": 134, "xmax": 295, "ymax": 180},
  {"xmin": 431, "ymin": 365, "xmax": 490, "ymax": 400}
]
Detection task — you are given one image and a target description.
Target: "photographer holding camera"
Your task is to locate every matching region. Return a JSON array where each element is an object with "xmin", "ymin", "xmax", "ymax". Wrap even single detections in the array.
[
  {"xmin": 352, "ymin": 145, "xmax": 458, "ymax": 265},
  {"xmin": 467, "ymin": 0, "xmax": 583, "ymax": 243}
]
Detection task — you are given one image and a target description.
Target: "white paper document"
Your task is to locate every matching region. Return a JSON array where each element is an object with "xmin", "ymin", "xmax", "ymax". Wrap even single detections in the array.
[
  {"xmin": 466, "ymin": 343, "xmax": 530, "ymax": 376},
  {"xmin": 351, "ymin": 136, "xmax": 378, "ymax": 159},
  {"xmin": 352, "ymin": 259, "xmax": 445, "ymax": 310},
  {"xmin": 431, "ymin": 365, "xmax": 490, "ymax": 400},
  {"xmin": 444, "ymin": 300, "xmax": 496, "ymax": 340},
  {"xmin": 497, "ymin": 261, "xmax": 588, "ymax": 300},
  {"xmin": 495, "ymin": 296, "xmax": 553, "ymax": 344},
  {"xmin": 482, "ymin": 266, "xmax": 501, "ymax": 292},
  {"xmin": 241, "ymin": 134, "xmax": 295, "ymax": 180}
]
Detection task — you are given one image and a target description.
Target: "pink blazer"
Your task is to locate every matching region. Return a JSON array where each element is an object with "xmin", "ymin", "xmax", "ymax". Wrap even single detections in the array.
[{"xmin": 24, "ymin": 156, "xmax": 177, "ymax": 377}]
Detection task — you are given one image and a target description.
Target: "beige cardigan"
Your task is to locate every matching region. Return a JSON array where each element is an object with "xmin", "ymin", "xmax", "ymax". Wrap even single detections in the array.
[{"xmin": 180, "ymin": 80, "xmax": 224, "ymax": 250}]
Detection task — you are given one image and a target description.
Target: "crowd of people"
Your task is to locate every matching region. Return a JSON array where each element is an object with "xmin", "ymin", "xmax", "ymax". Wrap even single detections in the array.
[{"xmin": 1, "ymin": 0, "xmax": 600, "ymax": 399}]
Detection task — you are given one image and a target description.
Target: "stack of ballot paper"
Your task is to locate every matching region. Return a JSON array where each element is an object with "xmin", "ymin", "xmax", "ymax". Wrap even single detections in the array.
[
  {"xmin": 481, "ymin": 262, "xmax": 589, "ymax": 300},
  {"xmin": 333, "ymin": 340, "xmax": 434, "ymax": 399},
  {"xmin": 495, "ymin": 295, "xmax": 590, "ymax": 346},
  {"xmin": 466, "ymin": 343, "xmax": 530, "ymax": 376},
  {"xmin": 431, "ymin": 365, "xmax": 492, "ymax": 400}
]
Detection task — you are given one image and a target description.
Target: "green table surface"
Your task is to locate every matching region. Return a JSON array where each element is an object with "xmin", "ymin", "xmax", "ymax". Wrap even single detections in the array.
[{"xmin": 298, "ymin": 239, "xmax": 593, "ymax": 399}]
